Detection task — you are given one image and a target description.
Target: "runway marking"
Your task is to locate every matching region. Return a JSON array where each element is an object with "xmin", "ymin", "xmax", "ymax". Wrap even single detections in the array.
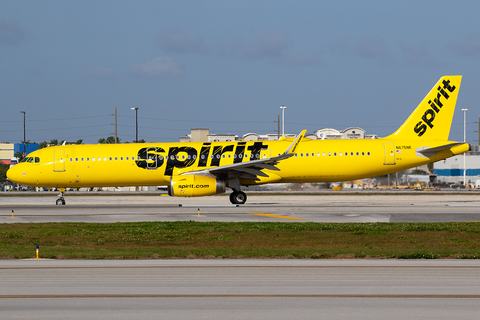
[
  {"xmin": 1, "ymin": 294, "xmax": 479, "ymax": 299},
  {"xmin": 249, "ymin": 213, "xmax": 306, "ymax": 220},
  {"xmin": 2, "ymin": 265, "xmax": 480, "ymax": 270}
]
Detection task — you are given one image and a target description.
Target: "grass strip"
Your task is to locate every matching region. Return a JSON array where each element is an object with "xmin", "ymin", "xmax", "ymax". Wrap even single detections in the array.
[{"xmin": 0, "ymin": 221, "xmax": 479, "ymax": 259}]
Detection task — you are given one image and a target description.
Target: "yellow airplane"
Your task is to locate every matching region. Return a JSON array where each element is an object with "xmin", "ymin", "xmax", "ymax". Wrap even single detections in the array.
[{"xmin": 7, "ymin": 75, "xmax": 469, "ymax": 205}]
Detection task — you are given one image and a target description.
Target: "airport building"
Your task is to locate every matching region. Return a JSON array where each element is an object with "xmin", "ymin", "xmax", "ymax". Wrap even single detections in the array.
[
  {"xmin": 434, "ymin": 145, "xmax": 480, "ymax": 187},
  {"xmin": 179, "ymin": 127, "xmax": 377, "ymax": 142},
  {"xmin": 0, "ymin": 143, "xmax": 39, "ymax": 164}
]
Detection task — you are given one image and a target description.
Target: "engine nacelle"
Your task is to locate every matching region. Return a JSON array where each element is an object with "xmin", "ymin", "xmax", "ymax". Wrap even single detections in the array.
[{"xmin": 168, "ymin": 175, "xmax": 226, "ymax": 197}]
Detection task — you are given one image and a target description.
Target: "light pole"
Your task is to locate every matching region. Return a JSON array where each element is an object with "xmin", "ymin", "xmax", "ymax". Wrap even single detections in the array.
[
  {"xmin": 280, "ymin": 105, "xmax": 287, "ymax": 136},
  {"xmin": 131, "ymin": 108, "xmax": 138, "ymax": 143},
  {"xmin": 462, "ymin": 108, "xmax": 468, "ymax": 186},
  {"xmin": 20, "ymin": 111, "xmax": 26, "ymax": 156}
]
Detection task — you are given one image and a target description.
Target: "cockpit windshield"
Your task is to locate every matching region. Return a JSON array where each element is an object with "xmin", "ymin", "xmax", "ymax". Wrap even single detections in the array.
[{"xmin": 20, "ymin": 157, "xmax": 40, "ymax": 163}]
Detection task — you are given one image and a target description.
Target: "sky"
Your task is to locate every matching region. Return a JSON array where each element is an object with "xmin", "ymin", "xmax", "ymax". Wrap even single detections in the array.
[{"xmin": 1, "ymin": 0, "xmax": 480, "ymax": 145}]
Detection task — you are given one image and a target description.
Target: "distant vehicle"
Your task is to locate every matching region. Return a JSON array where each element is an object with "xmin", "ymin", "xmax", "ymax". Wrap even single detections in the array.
[
  {"xmin": 401, "ymin": 174, "xmax": 430, "ymax": 184},
  {"xmin": 9, "ymin": 157, "xmax": 18, "ymax": 168},
  {"xmin": 6, "ymin": 76, "xmax": 470, "ymax": 205}
]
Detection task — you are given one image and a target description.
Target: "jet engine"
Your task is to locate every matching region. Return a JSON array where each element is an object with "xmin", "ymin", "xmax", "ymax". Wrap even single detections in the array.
[{"xmin": 168, "ymin": 175, "xmax": 226, "ymax": 197}]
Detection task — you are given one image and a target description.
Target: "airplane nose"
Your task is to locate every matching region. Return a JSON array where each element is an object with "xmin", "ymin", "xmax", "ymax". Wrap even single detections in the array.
[{"xmin": 6, "ymin": 165, "xmax": 23, "ymax": 184}]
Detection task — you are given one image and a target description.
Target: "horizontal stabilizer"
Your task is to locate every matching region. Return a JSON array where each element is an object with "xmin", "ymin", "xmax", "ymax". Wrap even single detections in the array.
[{"xmin": 416, "ymin": 143, "xmax": 469, "ymax": 158}]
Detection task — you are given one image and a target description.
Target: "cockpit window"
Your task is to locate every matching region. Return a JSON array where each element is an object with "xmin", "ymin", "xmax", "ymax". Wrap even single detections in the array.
[{"xmin": 20, "ymin": 157, "xmax": 40, "ymax": 163}]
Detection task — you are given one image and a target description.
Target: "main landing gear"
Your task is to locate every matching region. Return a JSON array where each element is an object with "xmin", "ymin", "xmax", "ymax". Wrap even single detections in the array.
[
  {"xmin": 230, "ymin": 190, "xmax": 247, "ymax": 205},
  {"xmin": 56, "ymin": 188, "xmax": 66, "ymax": 205}
]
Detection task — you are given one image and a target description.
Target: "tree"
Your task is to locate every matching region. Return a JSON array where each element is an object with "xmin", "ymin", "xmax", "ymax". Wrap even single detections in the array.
[
  {"xmin": 50, "ymin": 139, "xmax": 58, "ymax": 146},
  {"xmin": 39, "ymin": 141, "xmax": 48, "ymax": 149},
  {"xmin": 14, "ymin": 151, "xmax": 24, "ymax": 162},
  {"xmin": 0, "ymin": 163, "xmax": 9, "ymax": 181},
  {"xmin": 75, "ymin": 139, "xmax": 83, "ymax": 145},
  {"xmin": 98, "ymin": 136, "xmax": 120, "ymax": 144}
]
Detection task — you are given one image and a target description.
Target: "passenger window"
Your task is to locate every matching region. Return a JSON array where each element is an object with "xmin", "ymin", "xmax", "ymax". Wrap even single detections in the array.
[
  {"xmin": 75, "ymin": 158, "xmax": 78, "ymax": 162},
  {"xmin": 35, "ymin": 157, "xmax": 40, "ymax": 163},
  {"xmin": 356, "ymin": 152, "xmax": 359, "ymax": 156},
  {"xmin": 362, "ymin": 152, "xmax": 365, "ymax": 156},
  {"xmin": 92, "ymin": 157, "xmax": 95, "ymax": 161},
  {"xmin": 323, "ymin": 153, "xmax": 325, "ymax": 157},
  {"xmin": 70, "ymin": 158, "xmax": 73, "ymax": 162},
  {"xmin": 120, "ymin": 157, "xmax": 123, "ymax": 161},
  {"xmin": 126, "ymin": 157, "xmax": 129, "ymax": 160},
  {"xmin": 86, "ymin": 158, "xmax": 89, "ymax": 161},
  {"xmin": 345, "ymin": 152, "xmax": 348, "ymax": 156},
  {"xmin": 109, "ymin": 157, "xmax": 112, "ymax": 161},
  {"xmin": 317, "ymin": 153, "xmax": 320, "ymax": 157},
  {"xmin": 367, "ymin": 152, "xmax": 370, "ymax": 156}
]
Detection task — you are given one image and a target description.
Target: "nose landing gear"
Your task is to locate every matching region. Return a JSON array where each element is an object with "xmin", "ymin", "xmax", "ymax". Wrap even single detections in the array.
[{"xmin": 56, "ymin": 188, "xmax": 66, "ymax": 205}]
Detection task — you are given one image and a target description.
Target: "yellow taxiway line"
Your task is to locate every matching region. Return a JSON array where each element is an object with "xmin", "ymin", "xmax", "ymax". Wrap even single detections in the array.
[{"xmin": 249, "ymin": 213, "xmax": 306, "ymax": 220}]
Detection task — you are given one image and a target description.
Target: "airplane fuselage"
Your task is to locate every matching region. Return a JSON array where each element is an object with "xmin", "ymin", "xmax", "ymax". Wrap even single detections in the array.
[{"xmin": 11, "ymin": 138, "xmax": 468, "ymax": 188}]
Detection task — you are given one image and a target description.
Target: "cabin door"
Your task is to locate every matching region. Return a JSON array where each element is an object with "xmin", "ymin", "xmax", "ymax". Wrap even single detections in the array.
[
  {"xmin": 383, "ymin": 143, "xmax": 396, "ymax": 165},
  {"xmin": 53, "ymin": 150, "xmax": 66, "ymax": 172},
  {"xmin": 261, "ymin": 148, "xmax": 271, "ymax": 159}
]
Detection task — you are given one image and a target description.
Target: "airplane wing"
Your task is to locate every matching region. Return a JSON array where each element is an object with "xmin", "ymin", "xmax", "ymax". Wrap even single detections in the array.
[{"xmin": 182, "ymin": 130, "xmax": 306, "ymax": 181}]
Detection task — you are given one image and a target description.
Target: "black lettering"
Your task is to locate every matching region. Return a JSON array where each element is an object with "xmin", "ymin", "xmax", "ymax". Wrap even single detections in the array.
[
  {"xmin": 437, "ymin": 86, "xmax": 449, "ymax": 99},
  {"xmin": 135, "ymin": 147, "xmax": 165, "ymax": 169},
  {"xmin": 164, "ymin": 146, "xmax": 197, "ymax": 176},
  {"xmin": 414, "ymin": 121, "xmax": 427, "ymax": 136},
  {"xmin": 421, "ymin": 109, "xmax": 435, "ymax": 129},
  {"xmin": 433, "ymin": 93, "xmax": 444, "ymax": 109},
  {"xmin": 247, "ymin": 142, "xmax": 268, "ymax": 160},
  {"xmin": 234, "ymin": 142, "xmax": 246, "ymax": 164},
  {"xmin": 428, "ymin": 100, "xmax": 440, "ymax": 113},
  {"xmin": 198, "ymin": 143, "xmax": 211, "ymax": 167},
  {"xmin": 210, "ymin": 145, "xmax": 234, "ymax": 166},
  {"xmin": 442, "ymin": 79, "xmax": 456, "ymax": 92}
]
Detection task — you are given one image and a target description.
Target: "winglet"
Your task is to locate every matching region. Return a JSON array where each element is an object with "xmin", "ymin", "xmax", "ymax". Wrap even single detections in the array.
[{"xmin": 284, "ymin": 130, "xmax": 306, "ymax": 154}]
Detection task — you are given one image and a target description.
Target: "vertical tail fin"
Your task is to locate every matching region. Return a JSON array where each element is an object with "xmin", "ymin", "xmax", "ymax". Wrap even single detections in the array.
[{"xmin": 386, "ymin": 75, "xmax": 462, "ymax": 140}]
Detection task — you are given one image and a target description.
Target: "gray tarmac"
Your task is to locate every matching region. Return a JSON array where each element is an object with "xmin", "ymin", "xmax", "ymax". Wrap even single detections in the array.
[
  {"xmin": 2, "ymin": 193, "xmax": 480, "ymax": 318},
  {"xmin": 1, "ymin": 192, "xmax": 480, "ymax": 223},
  {"xmin": 1, "ymin": 259, "xmax": 479, "ymax": 319}
]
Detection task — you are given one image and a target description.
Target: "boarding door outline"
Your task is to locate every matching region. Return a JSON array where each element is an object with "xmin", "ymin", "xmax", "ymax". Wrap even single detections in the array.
[
  {"xmin": 383, "ymin": 142, "xmax": 396, "ymax": 165},
  {"xmin": 53, "ymin": 150, "xmax": 66, "ymax": 172}
]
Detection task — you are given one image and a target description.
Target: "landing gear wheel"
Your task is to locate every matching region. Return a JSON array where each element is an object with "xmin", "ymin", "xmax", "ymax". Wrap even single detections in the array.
[
  {"xmin": 56, "ymin": 190, "xmax": 66, "ymax": 205},
  {"xmin": 230, "ymin": 191, "xmax": 247, "ymax": 204}
]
